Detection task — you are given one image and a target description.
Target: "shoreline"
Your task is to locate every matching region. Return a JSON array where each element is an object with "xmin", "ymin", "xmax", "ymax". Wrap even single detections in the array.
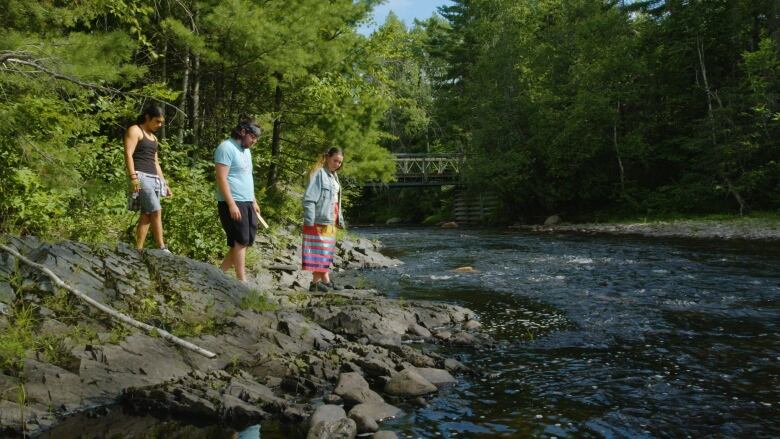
[
  {"xmin": 354, "ymin": 216, "xmax": 780, "ymax": 242},
  {"xmin": 0, "ymin": 232, "xmax": 485, "ymax": 438},
  {"xmin": 514, "ymin": 217, "xmax": 780, "ymax": 242}
]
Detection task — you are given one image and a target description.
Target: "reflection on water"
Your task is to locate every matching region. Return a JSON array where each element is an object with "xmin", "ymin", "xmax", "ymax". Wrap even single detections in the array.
[
  {"xmin": 40, "ymin": 228, "xmax": 779, "ymax": 438},
  {"xmin": 356, "ymin": 228, "xmax": 780, "ymax": 438}
]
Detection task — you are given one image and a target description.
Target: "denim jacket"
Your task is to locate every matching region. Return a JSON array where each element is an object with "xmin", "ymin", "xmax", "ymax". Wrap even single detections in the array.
[{"xmin": 303, "ymin": 167, "xmax": 345, "ymax": 227}]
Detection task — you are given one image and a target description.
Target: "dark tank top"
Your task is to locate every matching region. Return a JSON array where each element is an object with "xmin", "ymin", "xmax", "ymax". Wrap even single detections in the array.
[{"xmin": 132, "ymin": 125, "xmax": 158, "ymax": 175}]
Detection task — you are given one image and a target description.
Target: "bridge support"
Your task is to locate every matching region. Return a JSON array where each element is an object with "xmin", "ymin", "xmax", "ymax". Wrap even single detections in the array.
[{"xmin": 453, "ymin": 189, "xmax": 499, "ymax": 225}]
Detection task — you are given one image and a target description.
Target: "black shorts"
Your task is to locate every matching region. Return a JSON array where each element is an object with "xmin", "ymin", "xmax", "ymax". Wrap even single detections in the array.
[{"xmin": 218, "ymin": 201, "xmax": 257, "ymax": 247}]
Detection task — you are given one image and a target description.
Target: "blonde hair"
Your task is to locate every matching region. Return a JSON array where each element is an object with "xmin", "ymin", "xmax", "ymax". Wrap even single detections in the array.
[{"xmin": 308, "ymin": 147, "xmax": 343, "ymax": 178}]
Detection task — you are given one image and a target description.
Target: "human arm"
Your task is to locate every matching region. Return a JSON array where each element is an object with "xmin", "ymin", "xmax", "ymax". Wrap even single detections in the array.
[
  {"xmin": 336, "ymin": 173, "xmax": 346, "ymax": 229},
  {"xmin": 154, "ymin": 152, "xmax": 172, "ymax": 197},
  {"xmin": 302, "ymin": 171, "xmax": 322, "ymax": 226},
  {"xmin": 123, "ymin": 127, "xmax": 141, "ymax": 192},
  {"xmin": 216, "ymin": 164, "xmax": 241, "ymax": 220}
]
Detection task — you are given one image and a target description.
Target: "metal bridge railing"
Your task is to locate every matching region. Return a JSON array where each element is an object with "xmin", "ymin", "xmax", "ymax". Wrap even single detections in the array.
[{"xmin": 393, "ymin": 153, "xmax": 463, "ymax": 185}]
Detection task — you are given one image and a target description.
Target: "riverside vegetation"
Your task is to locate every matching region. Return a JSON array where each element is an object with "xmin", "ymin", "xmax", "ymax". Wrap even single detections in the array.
[{"xmin": 2, "ymin": 1, "xmax": 779, "ymax": 247}]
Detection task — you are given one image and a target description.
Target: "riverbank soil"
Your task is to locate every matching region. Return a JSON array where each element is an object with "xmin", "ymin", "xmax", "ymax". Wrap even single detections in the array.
[
  {"xmin": 516, "ymin": 216, "xmax": 780, "ymax": 241},
  {"xmin": 0, "ymin": 231, "xmax": 484, "ymax": 437}
]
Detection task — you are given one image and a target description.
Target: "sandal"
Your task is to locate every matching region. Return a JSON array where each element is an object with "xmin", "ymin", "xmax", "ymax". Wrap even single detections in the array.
[{"xmin": 309, "ymin": 281, "xmax": 330, "ymax": 292}]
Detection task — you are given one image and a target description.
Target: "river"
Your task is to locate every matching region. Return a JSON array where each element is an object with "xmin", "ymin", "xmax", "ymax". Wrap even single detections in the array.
[
  {"xmin": 352, "ymin": 227, "xmax": 779, "ymax": 438},
  {"xmin": 39, "ymin": 227, "xmax": 779, "ymax": 438}
]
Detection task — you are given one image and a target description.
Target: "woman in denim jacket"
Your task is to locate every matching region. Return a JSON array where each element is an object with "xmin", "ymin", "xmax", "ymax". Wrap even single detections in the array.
[{"xmin": 302, "ymin": 147, "xmax": 345, "ymax": 292}]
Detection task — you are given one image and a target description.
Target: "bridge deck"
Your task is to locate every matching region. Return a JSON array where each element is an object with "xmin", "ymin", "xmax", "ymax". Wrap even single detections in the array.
[{"xmin": 360, "ymin": 153, "xmax": 464, "ymax": 187}]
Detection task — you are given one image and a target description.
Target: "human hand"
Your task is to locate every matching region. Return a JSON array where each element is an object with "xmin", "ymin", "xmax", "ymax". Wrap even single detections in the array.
[
  {"xmin": 229, "ymin": 202, "xmax": 242, "ymax": 221},
  {"xmin": 131, "ymin": 178, "xmax": 141, "ymax": 192},
  {"xmin": 166, "ymin": 186, "xmax": 173, "ymax": 197},
  {"xmin": 253, "ymin": 202, "xmax": 261, "ymax": 216}
]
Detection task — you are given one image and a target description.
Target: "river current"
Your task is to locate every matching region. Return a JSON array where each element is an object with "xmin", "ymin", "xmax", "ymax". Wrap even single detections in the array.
[
  {"xmin": 39, "ymin": 227, "xmax": 779, "ymax": 438},
  {"xmin": 352, "ymin": 228, "xmax": 779, "ymax": 438}
]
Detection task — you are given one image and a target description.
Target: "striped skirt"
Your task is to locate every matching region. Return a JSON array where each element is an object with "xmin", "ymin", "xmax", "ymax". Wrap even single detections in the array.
[{"xmin": 302, "ymin": 224, "xmax": 337, "ymax": 273}]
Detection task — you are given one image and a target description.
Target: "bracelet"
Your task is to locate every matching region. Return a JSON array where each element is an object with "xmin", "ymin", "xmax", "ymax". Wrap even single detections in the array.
[{"xmin": 130, "ymin": 174, "xmax": 138, "ymax": 180}]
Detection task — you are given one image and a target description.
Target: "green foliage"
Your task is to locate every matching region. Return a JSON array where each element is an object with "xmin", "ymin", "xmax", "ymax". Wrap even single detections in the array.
[
  {"xmin": 0, "ymin": 299, "xmax": 36, "ymax": 374},
  {"xmin": 427, "ymin": 0, "xmax": 780, "ymax": 219},
  {"xmin": 107, "ymin": 325, "xmax": 132, "ymax": 344},
  {"xmin": 159, "ymin": 155, "xmax": 225, "ymax": 260},
  {"xmin": 240, "ymin": 290, "xmax": 278, "ymax": 313},
  {"xmin": 0, "ymin": 0, "xmax": 394, "ymax": 255},
  {"xmin": 1, "ymin": 0, "xmax": 775, "ymax": 240}
]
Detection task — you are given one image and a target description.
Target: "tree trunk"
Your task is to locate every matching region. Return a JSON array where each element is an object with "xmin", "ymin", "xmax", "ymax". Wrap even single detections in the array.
[
  {"xmin": 192, "ymin": 52, "xmax": 200, "ymax": 147},
  {"xmin": 613, "ymin": 100, "xmax": 626, "ymax": 198},
  {"xmin": 160, "ymin": 39, "xmax": 168, "ymax": 140},
  {"xmin": 696, "ymin": 36, "xmax": 749, "ymax": 215},
  {"xmin": 267, "ymin": 74, "xmax": 283, "ymax": 188},
  {"xmin": 191, "ymin": 4, "xmax": 200, "ymax": 147},
  {"xmin": 178, "ymin": 50, "xmax": 190, "ymax": 144}
]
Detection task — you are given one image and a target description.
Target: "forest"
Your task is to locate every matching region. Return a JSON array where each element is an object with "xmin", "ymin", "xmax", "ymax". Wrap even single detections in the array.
[{"xmin": 1, "ymin": 0, "xmax": 778, "ymax": 259}]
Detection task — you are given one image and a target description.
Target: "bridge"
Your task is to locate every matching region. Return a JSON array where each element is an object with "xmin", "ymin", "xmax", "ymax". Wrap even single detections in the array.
[
  {"xmin": 356, "ymin": 152, "xmax": 499, "ymax": 224},
  {"xmin": 365, "ymin": 153, "xmax": 464, "ymax": 187}
]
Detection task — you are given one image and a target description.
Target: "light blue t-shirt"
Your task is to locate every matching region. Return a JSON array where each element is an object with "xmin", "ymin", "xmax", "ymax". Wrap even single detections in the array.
[{"xmin": 214, "ymin": 138, "xmax": 254, "ymax": 202}]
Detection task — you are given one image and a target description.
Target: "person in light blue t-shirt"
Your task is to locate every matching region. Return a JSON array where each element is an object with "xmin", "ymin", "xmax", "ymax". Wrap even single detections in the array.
[{"xmin": 215, "ymin": 117, "xmax": 262, "ymax": 282}]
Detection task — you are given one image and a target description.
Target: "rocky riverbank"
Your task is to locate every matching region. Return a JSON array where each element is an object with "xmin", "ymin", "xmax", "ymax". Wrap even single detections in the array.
[
  {"xmin": 516, "ymin": 217, "xmax": 780, "ymax": 241},
  {"xmin": 0, "ymin": 231, "xmax": 486, "ymax": 438}
]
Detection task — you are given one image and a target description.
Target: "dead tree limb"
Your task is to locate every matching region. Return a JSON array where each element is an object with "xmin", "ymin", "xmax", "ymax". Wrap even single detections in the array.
[{"xmin": 0, "ymin": 244, "xmax": 217, "ymax": 359}]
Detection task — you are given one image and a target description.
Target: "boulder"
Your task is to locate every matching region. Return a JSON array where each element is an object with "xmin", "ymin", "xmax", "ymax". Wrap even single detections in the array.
[
  {"xmin": 221, "ymin": 394, "xmax": 266, "ymax": 421},
  {"xmin": 373, "ymin": 432, "xmax": 399, "ymax": 439},
  {"xmin": 444, "ymin": 358, "xmax": 467, "ymax": 372},
  {"xmin": 334, "ymin": 372, "xmax": 370, "ymax": 394},
  {"xmin": 349, "ymin": 411, "xmax": 379, "ymax": 433},
  {"xmin": 453, "ymin": 266, "xmax": 476, "ymax": 273},
  {"xmin": 450, "ymin": 331, "xmax": 477, "ymax": 345},
  {"xmin": 462, "ymin": 319, "xmax": 482, "ymax": 330},
  {"xmin": 407, "ymin": 323, "xmax": 431, "ymax": 338},
  {"xmin": 307, "ymin": 417, "xmax": 357, "ymax": 439},
  {"xmin": 544, "ymin": 215, "xmax": 561, "ymax": 225},
  {"xmin": 384, "ymin": 369, "xmax": 437, "ymax": 396},
  {"xmin": 348, "ymin": 402, "xmax": 401, "ymax": 423},
  {"xmin": 385, "ymin": 218, "xmax": 402, "ymax": 225},
  {"xmin": 334, "ymin": 372, "xmax": 384, "ymax": 406},
  {"xmin": 433, "ymin": 330, "xmax": 452, "ymax": 341},
  {"xmin": 412, "ymin": 368, "xmax": 457, "ymax": 387},
  {"xmin": 309, "ymin": 404, "xmax": 347, "ymax": 429},
  {"xmin": 440, "ymin": 222, "xmax": 458, "ymax": 229}
]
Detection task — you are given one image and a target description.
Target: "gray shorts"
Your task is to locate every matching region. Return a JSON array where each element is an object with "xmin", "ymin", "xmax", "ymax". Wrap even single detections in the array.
[{"xmin": 129, "ymin": 171, "xmax": 167, "ymax": 214}]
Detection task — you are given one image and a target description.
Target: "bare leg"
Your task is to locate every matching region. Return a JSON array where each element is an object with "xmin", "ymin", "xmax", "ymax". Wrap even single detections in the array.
[
  {"xmin": 220, "ymin": 247, "xmax": 235, "ymax": 272},
  {"xmin": 233, "ymin": 244, "xmax": 247, "ymax": 282},
  {"xmin": 221, "ymin": 244, "xmax": 248, "ymax": 282},
  {"xmin": 149, "ymin": 210, "xmax": 165, "ymax": 248},
  {"xmin": 136, "ymin": 213, "xmax": 151, "ymax": 249}
]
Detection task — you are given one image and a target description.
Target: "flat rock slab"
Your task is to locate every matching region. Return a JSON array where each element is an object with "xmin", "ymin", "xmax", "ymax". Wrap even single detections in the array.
[
  {"xmin": 412, "ymin": 368, "xmax": 457, "ymax": 387},
  {"xmin": 348, "ymin": 402, "xmax": 401, "ymax": 423},
  {"xmin": 384, "ymin": 368, "xmax": 437, "ymax": 396},
  {"xmin": 310, "ymin": 404, "xmax": 347, "ymax": 429}
]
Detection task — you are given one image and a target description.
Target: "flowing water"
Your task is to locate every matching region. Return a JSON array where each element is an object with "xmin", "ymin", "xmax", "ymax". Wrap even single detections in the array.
[
  {"xmin": 40, "ymin": 228, "xmax": 779, "ymax": 438},
  {"xmin": 352, "ymin": 228, "xmax": 780, "ymax": 438}
]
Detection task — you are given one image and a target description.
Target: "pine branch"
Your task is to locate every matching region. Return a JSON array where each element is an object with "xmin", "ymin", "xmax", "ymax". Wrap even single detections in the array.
[{"xmin": 0, "ymin": 54, "xmax": 186, "ymax": 116}]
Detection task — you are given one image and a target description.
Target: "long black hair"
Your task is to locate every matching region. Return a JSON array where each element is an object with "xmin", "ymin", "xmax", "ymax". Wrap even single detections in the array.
[{"xmin": 135, "ymin": 105, "xmax": 164, "ymax": 125}]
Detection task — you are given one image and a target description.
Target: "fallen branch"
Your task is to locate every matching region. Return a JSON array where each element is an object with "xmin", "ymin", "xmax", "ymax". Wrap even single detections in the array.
[{"xmin": 0, "ymin": 244, "xmax": 217, "ymax": 359}]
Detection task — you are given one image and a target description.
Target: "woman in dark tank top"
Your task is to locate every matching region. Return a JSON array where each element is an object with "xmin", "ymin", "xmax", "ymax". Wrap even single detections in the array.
[
  {"xmin": 123, "ymin": 105, "xmax": 173, "ymax": 253},
  {"xmin": 132, "ymin": 128, "xmax": 158, "ymax": 175}
]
